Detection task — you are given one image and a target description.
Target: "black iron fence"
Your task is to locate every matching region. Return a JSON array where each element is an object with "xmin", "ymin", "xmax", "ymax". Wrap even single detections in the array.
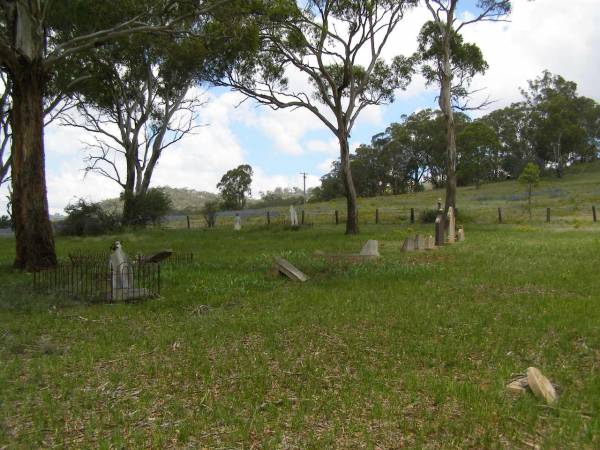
[
  {"xmin": 33, "ymin": 260, "xmax": 161, "ymax": 302},
  {"xmin": 66, "ymin": 251, "xmax": 193, "ymax": 266}
]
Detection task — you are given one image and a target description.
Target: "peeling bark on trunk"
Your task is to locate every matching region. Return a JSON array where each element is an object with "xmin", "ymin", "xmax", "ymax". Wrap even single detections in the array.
[
  {"xmin": 339, "ymin": 135, "xmax": 359, "ymax": 235},
  {"xmin": 11, "ymin": 67, "xmax": 56, "ymax": 269}
]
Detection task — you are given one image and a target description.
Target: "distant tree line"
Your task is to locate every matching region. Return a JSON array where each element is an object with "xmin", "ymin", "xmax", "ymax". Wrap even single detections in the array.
[{"xmin": 312, "ymin": 71, "xmax": 600, "ymax": 201}]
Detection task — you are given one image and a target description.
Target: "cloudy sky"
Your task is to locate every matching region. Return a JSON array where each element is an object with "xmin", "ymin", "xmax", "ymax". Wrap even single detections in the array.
[{"xmin": 2, "ymin": 0, "xmax": 599, "ymax": 215}]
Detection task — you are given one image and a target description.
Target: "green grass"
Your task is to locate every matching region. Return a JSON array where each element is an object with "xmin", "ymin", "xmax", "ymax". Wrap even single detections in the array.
[{"xmin": 1, "ymin": 164, "xmax": 600, "ymax": 448}]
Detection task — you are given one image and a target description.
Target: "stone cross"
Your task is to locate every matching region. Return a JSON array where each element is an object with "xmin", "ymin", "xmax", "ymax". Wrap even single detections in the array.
[
  {"xmin": 447, "ymin": 206, "xmax": 456, "ymax": 244},
  {"xmin": 290, "ymin": 205, "xmax": 299, "ymax": 226},
  {"xmin": 234, "ymin": 213, "xmax": 242, "ymax": 231}
]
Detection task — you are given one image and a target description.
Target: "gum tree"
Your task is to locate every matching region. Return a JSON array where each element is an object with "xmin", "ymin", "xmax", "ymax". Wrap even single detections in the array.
[
  {"xmin": 213, "ymin": 0, "xmax": 417, "ymax": 234},
  {"xmin": 0, "ymin": 0, "xmax": 214, "ymax": 270},
  {"xmin": 416, "ymin": 0, "xmax": 511, "ymax": 215}
]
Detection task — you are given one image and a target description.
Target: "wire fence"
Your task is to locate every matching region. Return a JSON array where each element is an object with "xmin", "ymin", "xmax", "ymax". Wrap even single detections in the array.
[{"xmin": 163, "ymin": 204, "xmax": 599, "ymax": 229}]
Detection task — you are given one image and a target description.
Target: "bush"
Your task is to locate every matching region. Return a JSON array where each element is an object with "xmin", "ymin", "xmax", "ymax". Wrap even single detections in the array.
[
  {"xmin": 59, "ymin": 199, "xmax": 121, "ymax": 236},
  {"xmin": 0, "ymin": 215, "xmax": 11, "ymax": 229},
  {"xmin": 419, "ymin": 208, "xmax": 440, "ymax": 224},
  {"xmin": 122, "ymin": 188, "xmax": 172, "ymax": 226},
  {"xmin": 202, "ymin": 200, "xmax": 220, "ymax": 228}
]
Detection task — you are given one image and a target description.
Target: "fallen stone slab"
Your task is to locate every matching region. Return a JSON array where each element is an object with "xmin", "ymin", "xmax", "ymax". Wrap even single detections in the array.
[
  {"xmin": 506, "ymin": 376, "xmax": 529, "ymax": 395},
  {"xmin": 144, "ymin": 250, "xmax": 173, "ymax": 263},
  {"xmin": 274, "ymin": 258, "xmax": 309, "ymax": 282},
  {"xmin": 527, "ymin": 367, "xmax": 558, "ymax": 404}
]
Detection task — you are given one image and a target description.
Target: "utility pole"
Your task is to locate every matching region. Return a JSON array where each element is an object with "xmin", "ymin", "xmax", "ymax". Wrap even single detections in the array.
[{"xmin": 300, "ymin": 172, "xmax": 308, "ymax": 203}]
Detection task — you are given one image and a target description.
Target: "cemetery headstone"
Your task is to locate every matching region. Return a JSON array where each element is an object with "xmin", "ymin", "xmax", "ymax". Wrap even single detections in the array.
[
  {"xmin": 435, "ymin": 215, "xmax": 444, "ymax": 246},
  {"xmin": 360, "ymin": 240, "xmax": 380, "ymax": 257},
  {"xmin": 447, "ymin": 206, "xmax": 456, "ymax": 244},
  {"xmin": 234, "ymin": 213, "xmax": 242, "ymax": 231},
  {"xmin": 275, "ymin": 258, "xmax": 309, "ymax": 282},
  {"xmin": 144, "ymin": 250, "xmax": 173, "ymax": 264},
  {"xmin": 457, "ymin": 227, "xmax": 465, "ymax": 242},
  {"xmin": 109, "ymin": 241, "xmax": 132, "ymax": 290},
  {"xmin": 290, "ymin": 205, "xmax": 299, "ymax": 227},
  {"xmin": 414, "ymin": 234, "xmax": 425, "ymax": 250},
  {"xmin": 401, "ymin": 237, "xmax": 415, "ymax": 252},
  {"xmin": 527, "ymin": 367, "xmax": 558, "ymax": 404},
  {"xmin": 425, "ymin": 235, "xmax": 436, "ymax": 250}
]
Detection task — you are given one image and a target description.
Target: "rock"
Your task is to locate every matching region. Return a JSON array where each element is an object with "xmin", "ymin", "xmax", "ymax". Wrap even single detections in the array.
[
  {"xmin": 401, "ymin": 237, "xmax": 415, "ymax": 252},
  {"xmin": 360, "ymin": 240, "xmax": 380, "ymax": 257},
  {"xmin": 506, "ymin": 376, "xmax": 529, "ymax": 395},
  {"xmin": 274, "ymin": 258, "xmax": 309, "ymax": 282},
  {"xmin": 527, "ymin": 367, "xmax": 558, "ymax": 404}
]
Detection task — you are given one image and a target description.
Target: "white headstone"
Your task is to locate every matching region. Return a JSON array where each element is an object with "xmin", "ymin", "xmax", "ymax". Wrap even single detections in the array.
[
  {"xmin": 447, "ymin": 206, "xmax": 456, "ymax": 244},
  {"xmin": 425, "ymin": 235, "xmax": 436, "ymax": 250},
  {"xmin": 415, "ymin": 234, "xmax": 425, "ymax": 250},
  {"xmin": 109, "ymin": 241, "xmax": 132, "ymax": 290},
  {"xmin": 360, "ymin": 240, "xmax": 380, "ymax": 257},
  {"xmin": 290, "ymin": 205, "xmax": 299, "ymax": 226},
  {"xmin": 234, "ymin": 214, "xmax": 242, "ymax": 231},
  {"xmin": 457, "ymin": 227, "xmax": 465, "ymax": 241}
]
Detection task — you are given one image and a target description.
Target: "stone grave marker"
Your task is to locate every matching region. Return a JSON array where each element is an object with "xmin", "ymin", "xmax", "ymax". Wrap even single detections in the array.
[
  {"xmin": 234, "ymin": 213, "xmax": 242, "ymax": 231},
  {"xmin": 447, "ymin": 206, "xmax": 456, "ymax": 244},
  {"xmin": 144, "ymin": 250, "xmax": 173, "ymax": 263},
  {"xmin": 435, "ymin": 215, "xmax": 444, "ymax": 246},
  {"xmin": 109, "ymin": 241, "xmax": 148, "ymax": 300},
  {"xmin": 290, "ymin": 205, "xmax": 299, "ymax": 227},
  {"xmin": 414, "ymin": 234, "xmax": 425, "ymax": 250},
  {"xmin": 457, "ymin": 226, "xmax": 465, "ymax": 242},
  {"xmin": 360, "ymin": 240, "xmax": 380, "ymax": 257},
  {"xmin": 401, "ymin": 237, "xmax": 415, "ymax": 252},
  {"xmin": 275, "ymin": 258, "xmax": 309, "ymax": 282},
  {"xmin": 425, "ymin": 235, "xmax": 436, "ymax": 250}
]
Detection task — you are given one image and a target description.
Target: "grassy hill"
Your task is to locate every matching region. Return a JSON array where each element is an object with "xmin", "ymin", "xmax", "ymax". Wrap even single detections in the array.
[
  {"xmin": 100, "ymin": 186, "xmax": 218, "ymax": 214},
  {"xmin": 1, "ymin": 162, "xmax": 599, "ymax": 447}
]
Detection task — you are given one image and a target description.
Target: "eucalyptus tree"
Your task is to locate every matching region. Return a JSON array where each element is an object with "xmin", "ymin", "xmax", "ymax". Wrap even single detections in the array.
[
  {"xmin": 0, "ymin": 72, "xmax": 10, "ymax": 187},
  {"xmin": 62, "ymin": 36, "xmax": 204, "ymax": 225},
  {"xmin": 212, "ymin": 0, "xmax": 418, "ymax": 234},
  {"xmin": 415, "ymin": 0, "xmax": 511, "ymax": 214},
  {"xmin": 0, "ymin": 0, "xmax": 215, "ymax": 270}
]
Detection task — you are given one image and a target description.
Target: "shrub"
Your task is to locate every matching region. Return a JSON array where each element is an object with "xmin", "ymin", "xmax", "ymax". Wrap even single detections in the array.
[
  {"xmin": 0, "ymin": 215, "xmax": 11, "ymax": 228},
  {"xmin": 202, "ymin": 200, "xmax": 220, "ymax": 228},
  {"xmin": 419, "ymin": 208, "xmax": 440, "ymax": 224},
  {"xmin": 59, "ymin": 199, "xmax": 121, "ymax": 236},
  {"xmin": 122, "ymin": 188, "xmax": 173, "ymax": 226}
]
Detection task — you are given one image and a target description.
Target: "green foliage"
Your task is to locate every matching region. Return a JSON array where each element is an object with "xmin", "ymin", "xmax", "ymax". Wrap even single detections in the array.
[
  {"xmin": 252, "ymin": 187, "xmax": 304, "ymax": 208},
  {"xmin": 518, "ymin": 162, "xmax": 541, "ymax": 187},
  {"xmin": 217, "ymin": 164, "xmax": 254, "ymax": 210},
  {"xmin": 202, "ymin": 200, "xmax": 220, "ymax": 228},
  {"xmin": 419, "ymin": 208, "xmax": 440, "ymax": 224},
  {"xmin": 59, "ymin": 199, "xmax": 121, "ymax": 236},
  {"xmin": 0, "ymin": 215, "xmax": 11, "ymax": 228},
  {"xmin": 122, "ymin": 188, "xmax": 173, "ymax": 226}
]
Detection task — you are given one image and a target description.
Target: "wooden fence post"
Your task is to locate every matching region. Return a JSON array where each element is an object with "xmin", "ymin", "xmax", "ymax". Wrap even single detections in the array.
[
  {"xmin": 593, "ymin": 205, "xmax": 597, "ymax": 223},
  {"xmin": 267, "ymin": 211, "xmax": 270, "ymax": 225},
  {"xmin": 301, "ymin": 210, "xmax": 305, "ymax": 225},
  {"xmin": 335, "ymin": 210, "xmax": 339, "ymax": 225},
  {"xmin": 410, "ymin": 208, "xmax": 415, "ymax": 224},
  {"xmin": 498, "ymin": 208, "xmax": 503, "ymax": 224},
  {"xmin": 546, "ymin": 208, "xmax": 551, "ymax": 223},
  {"xmin": 375, "ymin": 208, "xmax": 379, "ymax": 224},
  {"xmin": 186, "ymin": 215, "xmax": 190, "ymax": 229}
]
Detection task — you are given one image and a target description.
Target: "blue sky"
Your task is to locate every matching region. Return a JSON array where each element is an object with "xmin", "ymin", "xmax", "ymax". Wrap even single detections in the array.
[{"xmin": 3, "ymin": 0, "xmax": 600, "ymax": 215}]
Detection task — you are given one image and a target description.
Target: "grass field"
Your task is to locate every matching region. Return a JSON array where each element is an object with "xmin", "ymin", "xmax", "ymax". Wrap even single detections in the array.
[{"xmin": 1, "ymin": 169, "xmax": 600, "ymax": 448}]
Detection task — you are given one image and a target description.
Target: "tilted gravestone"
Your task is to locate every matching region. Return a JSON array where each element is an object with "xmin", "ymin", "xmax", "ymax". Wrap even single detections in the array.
[
  {"xmin": 360, "ymin": 240, "xmax": 380, "ymax": 257},
  {"xmin": 275, "ymin": 258, "xmax": 309, "ymax": 282},
  {"xmin": 447, "ymin": 206, "xmax": 456, "ymax": 244},
  {"xmin": 401, "ymin": 237, "xmax": 415, "ymax": 252}
]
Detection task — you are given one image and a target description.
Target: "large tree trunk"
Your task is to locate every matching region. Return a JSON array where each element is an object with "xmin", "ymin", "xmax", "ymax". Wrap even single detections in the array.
[
  {"xmin": 11, "ymin": 67, "xmax": 57, "ymax": 270},
  {"xmin": 440, "ymin": 36, "xmax": 457, "ymax": 214},
  {"xmin": 339, "ymin": 135, "xmax": 359, "ymax": 234}
]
